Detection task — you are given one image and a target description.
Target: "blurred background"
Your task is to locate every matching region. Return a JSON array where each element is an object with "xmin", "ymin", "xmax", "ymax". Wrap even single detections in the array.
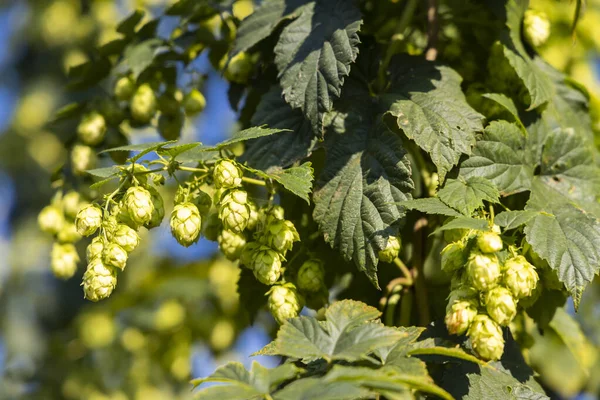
[{"xmin": 0, "ymin": 0, "xmax": 598, "ymax": 399}]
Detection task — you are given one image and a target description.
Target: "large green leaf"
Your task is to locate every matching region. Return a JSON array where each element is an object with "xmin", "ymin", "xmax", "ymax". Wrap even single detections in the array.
[
  {"xmin": 461, "ymin": 367, "xmax": 549, "ymax": 400},
  {"xmin": 275, "ymin": 0, "xmax": 362, "ymax": 136},
  {"xmin": 242, "ymin": 162, "xmax": 314, "ymax": 203},
  {"xmin": 494, "ymin": 210, "xmax": 540, "ymax": 230},
  {"xmin": 437, "ymin": 177, "xmax": 500, "ymax": 216},
  {"xmin": 549, "ymin": 308, "xmax": 598, "ymax": 373},
  {"xmin": 313, "ymin": 119, "xmax": 413, "ymax": 286},
  {"xmin": 273, "ymin": 378, "xmax": 370, "ymax": 400},
  {"xmin": 383, "ymin": 57, "xmax": 484, "ymax": 180},
  {"xmin": 400, "ymin": 198, "xmax": 463, "ymax": 218}
]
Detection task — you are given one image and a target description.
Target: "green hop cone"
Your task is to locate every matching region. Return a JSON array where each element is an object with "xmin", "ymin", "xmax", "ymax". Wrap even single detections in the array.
[
  {"xmin": 441, "ymin": 241, "xmax": 466, "ymax": 274},
  {"xmin": 75, "ymin": 204, "xmax": 103, "ymax": 236},
  {"xmin": 51, "ymin": 243, "xmax": 80, "ymax": 280},
  {"xmin": 477, "ymin": 231, "xmax": 503, "ymax": 253},
  {"xmin": 222, "ymin": 52, "xmax": 253, "ymax": 84},
  {"xmin": 82, "ymin": 258, "xmax": 117, "ymax": 302},
  {"xmin": 258, "ymin": 205, "xmax": 285, "ymax": 230},
  {"xmin": 183, "ymin": 89, "xmax": 206, "ymax": 116},
  {"xmin": 466, "ymin": 252, "xmax": 501, "ymax": 291},
  {"xmin": 62, "ymin": 191, "xmax": 83, "ymax": 219},
  {"xmin": 524, "ymin": 10, "xmax": 550, "ymax": 47},
  {"xmin": 130, "ymin": 83, "xmax": 157, "ymax": 124},
  {"xmin": 446, "ymin": 286, "xmax": 479, "ymax": 312},
  {"xmin": 170, "ymin": 202, "xmax": 202, "ymax": 247},
  {"xmin": 123, "ymin": 186, "xmax": 154, "ymax": 226},
  {"xmin": 468, "ymin": 314, "xmax": 505, "ymax": 361},
  {"xmin": 240, "ymin": 242, "xmax": 261, "ymax": 269},
  {"xmin": 297, "ymin": 259, "xmax": 325, "ymax": 292},
  {"xmin": 144, "ymin": 186, "xmax": 165, "ymax": 229},
  {"xmin": 503, "ymin": 255, "xmax": 539, "ymax": 299},
  {"xmin": 157, "ymin": 111, "xmax": 184, "ymax": 141},
  {"xmin": 378, "ymin": 236, "xmax": 401, "ymax": 263},
  {"xmin": 218, "ymin": 189, "xmax": 250, "ymax": 233},
  {"xmin": 267, "ymin": 284, "xmax": 305, "ymax": 325},
  {"xmin": 71, "ymin": 144, "xmax": 97, "ymax": 176},
  {"xmin": 77, "ymin": 112, "xmax": 106, "ymax": 146},
  {"xmin": 114, "ymin": 75, "xmax": 136, "ymax": 101},
  {"xmin": 251, "ymin": 245, "xmax": 282, "ymax": 285},
  {"xmin": 112, "ymin": 224, "xmax": 140, "ymax": 252},
  {"xmin": 445, "ymin": 299, "xmax": 478, "ymax": 335},
  {"xmin": 38, "ymin": 205, "xmax": 65, "ymax": 234},
  {"xmin": 218, "ymin": 229, "xmax": 247, "ymax": 261},
  {"xmin": 57, "ymin": 222, "xmax": 82, "ymax": 243},
  {"xmin": 247, "ymin": 201, "xmax": 259, "ymax": 231},
  {"xmin": 213, "ymin": 159, "xmax": 243, "ymax": 189},
  {"xmin": 86, "ymin": 236, "xmax": 105, "ymax": 263},
  {"xmin": 484, "ymin": 287, "xmax": 517, "ymax": 326},
  {"xmin": 260, "ymin": 219, "xmax": 300, "ymax": 255},
  {"xmin": 102, "ymin": 243, "xmax": 128, "ymax": 271}
]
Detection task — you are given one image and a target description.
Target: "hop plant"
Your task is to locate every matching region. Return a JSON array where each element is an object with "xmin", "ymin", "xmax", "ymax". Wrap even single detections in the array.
[
  {"xmin": 213, "ymin": 159, "xmax": 243, "ymax": 189},
  {"xmin": 218, "ymin": 229, "xmax": 247, "ymax": 261},
  {"xmin": 51, "ymin": 243, "xmax": 80, "ymax": 279},
  {"xmin": 170, "ymin": 202, "xmax": 202, "ymax": 247},
  {"xmin": 183, "ymin": 89, "xmax": 206, "ymax": 116},
  {"xmin": 240, "ymin": 242, "xmax": 261, "ymax": 268},
  {"xmin": 102, "ymin": 243, "xmax": 128, "ymax": 271},
  {"xmin": 503, "ymin": 255, "xmax": 539, "ymax": 299},
  {"xmin": 378, "ymin": 236, "xmax": 401, "ymax": 263},
  {"xmin": 446, "ymin": 286, "xmax": 478, "ymax": 310},
  {"xmin": 260, "ymin": 219, "xmax": 299, "ymax": 255},
  {"xmin": 77, "ymin": 112, "xmax": 106, "ymax": 146},
  {"xmin": 468, "ymin": 314, "xmax": 505, "ymax": 361},
  {"xmin": 445, "ymin": 299, "xmax": 478, "ymax": 335},
  {"xmin": 202, "ymin": 212, "xmax": 222, "ymax": 242},
  {"xmin": 123, "ymin": 186, "xmax": 155, "ymax": 226},
  {"xmin": 62, "ymin": 191, "xmax": 83, "ymax": 219},
  {"xmin": 144, "ymin": 186, "xmax": 165, "ymax": 229},
  {"xmin": 251, "ymin": 245, "xmax": 282, "ymax": 285},
  {"xmin": 130, "ymin": 83, "xmax": 157, "ymax": 123},
  {"xmin": 222, "ymin": 51, "xmax": 253, "ymax": 84},
  {"xmin": 71, "ymin": 144, "xmax": 97, "ymax": 176},
  {"xmin": 477, "ymin": 231, "xmax": 503, "ymax": 253},
  {"xmin": 114, "ymin": 75, "xmax": 136, "ymax": 101},
  {"xmin": 297, "ymin": 259, "xmax": 325, "ymax": 292},
  {"xmin": 38, "ymin": 205, "xmax": 65, "ymax": 234},
  {"xmin": 112, "ymin": 224, "xmax": 140, "ymax": 252},
  {"xmin": 466, "ymin": 252, "xmax": 501, "ymax": 291},
  {"xmin": 484, "ymin": 287, "xmax": 517, "ymax": 326},
  {"xmin": 86, "ymin": 236, "xmax": 105, "ymax": 263},
  {"xmin": 247, "ymin": 201, "xmax": 259, "ymax": 231},
  {"xmin": 267, "ymin": 284, "xmax": 305, "ymax": 325},
  {"xmin": 524, "ymin": 10, "xmax": 550, "ymax": 47},
  {"xmin": 218, "ymin": 189, "xmax": 251, "ymax": 233},
  {"xmin": 82, "ymin": 258, "xmax": 117, "ymax": 302},
  {"xmin": 75, "ymin": 204, "xmax": 103, "ymax": 236},
  {"xmin": 57, "ymin": 222, "xmax": 82, "ymax": 243},
  {"xmin": 441, "ymin": 241, "xmax": 466, "ymax": 274}
]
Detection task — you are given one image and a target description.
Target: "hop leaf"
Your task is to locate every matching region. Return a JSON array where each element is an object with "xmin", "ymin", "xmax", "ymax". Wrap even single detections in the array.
[
  {"xmin": 82, "ymin": 258, "xmax": 117, "ymax": 302},
  {"xmin": 86, "ymin": 236, "xmax": 105, "ymax": 263},
  {"xmin": 144, "ymin": 186, "xmax": 165, "ymax": 229},
  {"xmin": 75, "ymin": 205, "xmax": 103, "ymax": 236},
  {"xmin": 251, "ymin": 245, "xmax": 282, "ymax": 285},
  {"xmin": 297, "ymin": 259, "xmax": 325, "ymax": 293},
  {"xmin": 466, "ymin": 252, "xmax": 501, "ymax": 291},
  {"xmin": 468, "ymin": 314, "xmax": 504, "ymax": 361},
  {"xmin": 170, "ymin": 202, "xmax": 202, "ymax": 247},
  {"xmin": 123, "ymin": 186, "xmax": 154, "ymax": 225},
  {"xmin": 477, "ymin": 231, "xmax": 503, "ymax": 254},
  {"xmin": 114, "ymin": 75, "xmax": 136, "ymax": 101},
  {"xmin": 445, "ymin": 299, "xmax": 478, "ymax": 335},
  {"xmin": 38, "ymin": 205, "xmax": 65, "ymax": 234},
  {"xmin": 77, "ymin": 112, "xmax": 106, "ymax": 146},
  {"xmin": 259, "ymin": 219, "xmax": 299, "ymax": 255},
  {"xmin": 112, "ymin": 224, "xmax": 140, "ymax": 252},
  {"xmin": 503, "ymin": 255, "xmax": 539, "ymax": 299},
  {"xmin": 524, "ymin": 10, "xmax": 550, "ymax": 47},
  {"xmin": 183, "ymin": 89, "xmax": 206, "ymax": 116},
  {"xmin": 378, "ymin": 236, "xmax": 401, "ymax": 263},
  {"xmin": 484, "ymin": 287, "xmax": 517, "ymax": 326},
  {"xmin": 441, "ymin": 241, "xmax": 466, "ymax": 274},
  {"xmin": 130, "ymin": 83, "xmax": 157, "ymax": 123},
  {"xmin": 268, "ymin": 284, "xmax": 305, "ymax": 325},
  {"xmin": 218, "ymin": 189, "xmax": 251, "ymax": 233},
  {"xmin": 213, "ymin": 159, "xmax": 243, "ymax": 189},
  {"xmin": 102, "ymin": 243, "xmax": 128, "ymax": 271},
  {"xmin": 57, "ymin": 222, "xmax": 82, "ymax": 243},
  {"xmin": 51, "ymin": 243, "xmax": 80, "ymax": 280},
  {"xmin": 218, "ymin": 229, "xmax": 247, "ymax": 261}
]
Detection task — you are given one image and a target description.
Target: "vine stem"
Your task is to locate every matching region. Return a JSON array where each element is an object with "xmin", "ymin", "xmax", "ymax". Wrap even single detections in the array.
[
  {"xmin": 425, "ymin": 0, "xmax": 439, "ymax": 61},
  {"xmin": 394, "ymin": 257, "xmax": 414, "ymax": 285},
  {"xmin": 178, "ymin": 165, "xmax": 208, "ymax": 173},
  {"xmin": 242, "ymin": 177, "xmax": 267, "ymax": 186}
]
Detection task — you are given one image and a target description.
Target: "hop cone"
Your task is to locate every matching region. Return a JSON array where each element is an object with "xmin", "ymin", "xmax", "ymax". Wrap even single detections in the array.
[
  {"xmin": 378, "ymin": 236, "xmax": 401, "ymax": 263},
  {"xmin": 246, "ymin": 201, "xmax": 259, "ymax": 231},
  {"xmin": 75, "ymin": 205, "xmax": 103, "ymax": 236},
  {"xmin": 112, "ymin": 224, "xmax": 140, "ymax": 252},
  {"xmin": 260, "ymin": 219, "xmax": 299, "ymax": 255},
  {"xmin": 466, "ymin": 252, "xmax": 501, "ymax": 291},
  {"xmin": 222, "ymin": 52, "xmax": 253, "ymax": 84},
  {"xmin": 446, "ymin": 286, "xmax": 478, "ymax": 312},
  {"xmin": 468, "ymin": 314, "xmax": 505, "ymax": 361},
  {"xmin": 297, "ymin": 259, "xmax": 325, "ymax": 292},
  {"xmin": 503, "ymin": 255, "xmax": 539, "ymax": 299},
  {"xmin": 218, "ymin": 229, "xmax": 247, "ymax": 261},
  {"xmin": 258, "ymin": 205, "xmax": 285, "ymax": 230},
  {"xmin": 57, "ymin": 222, "xmax": 82, "ymax": 243},
  {"xmin": 251, "ymin": 245, "xmax": 282, "ymax": 285},
  {"xmin": 102, "ymin": 243, "xmax": 128, "ymax": 271},
  {"xmin": 114, "ymin": 75, "xmax": 136, "ymax": 101},
  {"xmin": 524, "ymin": 10, "xmax": 550, "ymax": 47},
  {"xmin": 170, "ymin": 202, "xmax": 202, "ymax": 247},
  {"xmin": 213, "ymin": 159, "xmax": 243, "ymax": 189},
  {"xmin": 484, "ymin": 287, "xmax": 517, "ymax": 326},
  {"xmin": 82, "ymin": 258, "xmax": 117, "ymax": 302},
  {"xmin": 71, "ymin": 144, "xmax": 97, "ymax": 176},
  {"xmin": 51, "ymin": 243, "xmax": 80, "ymax": 279},
  {"xmin": 268, "ymin": 284, "xmax": 305, "ymax": 325},
  {"xmin": 123, "ymin": 186, "xmax": 154, "ymax": 226},
  {"xmin": 445, "ymin": 299, "xmax": 478, "ymax": 335},
  {"xmin": 441, "ymin": 241, "xmax": 466, "ymax": 274},
  {"xmin": 240, "ymin": 242, "xmax": 261, "ymax": 269},
  {"xmin": 144, "ymin": 186, "xmax": 165, "ymax": 229},
  {"xmin": 77, "ymin": 112, "xmax": 106, "ymax": 146},
  {"xmin": 38, "ymin": 205, "xmax": 64, "ymax": 234},
  {"xmin": 62, "ymin": 191, "xmax": 83, "ymax": 219},
  {"xmin": 183, "ymin": 89, "xmax": 206, "ymax": 116},
  {"xmin": 218, "ymin": 189, "xmax": 250, "ymax": 233},
  {"xmin": 86, "ymin": 236, "xmax": 105, "ymax": 263},
  {"xmin": 477, "ymin": 231, "xmax": 503, "ymax": 254},
  {"xmin": 130, "ymin": 84, "xmax": 157, "ymax": 123}
]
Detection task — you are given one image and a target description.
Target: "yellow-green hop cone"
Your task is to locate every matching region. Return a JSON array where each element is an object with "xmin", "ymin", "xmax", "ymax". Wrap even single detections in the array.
[
  {"xmin": 503, "ymin": 255, "xmax": 539, "ymax": 299},
  {"xmin": 240, "ymin": 241, "xmax": 261, "ymax": 268},
  {"xmin": 267, "ymin": 284, "xmax": 304, "ymax": 325},
  {"xmin": 297, "ymin": 259, "xmax": 325, "ymax": 292},
  {"xmin": 112, "ymin": 224, "xmax": 140, "ymax": 252},
  {"xmin": 82, "ymin": 258, "xmax": 117, "ymax": 302},
  {"xmin": 102, "ymin": 243, "xmax": 128, "ymax": 271},
  {"xmin": 258, "ymin": 204, "xmax": 285, "ymax": 229},
  {"xmin": 77, "ymin": 112, "xmax": 106, "ymax": 146},
  {"xmin": 57, "ymin": 222, "xmax": 82, "ymax": 243},
  {"xmin": 123, "ymin": 186, "xmax": 154, "ymax": 225},
  {"xmin": 524, "ymin": 10, "xmax": 550, "ymax": 47},
  {"xmin": 445, "ymin": 299, "xmax": 478, "ymax": 335},
  {"xmin": 86, "ymin": 236, "xmax": 105, "ymax": 263},
  {"xmin": 38, "ymin": 205, "xmax": 65, "ymax": 234},
  {"xmin": 144, "ymin": 186, "xmax": 165, "ymax": 229},
  {"xmin": 466, "ymin": 252, "xmax": 501, "ymax": 291},
  {"xmin": 213, "ymin": 159, "xmax": 243, "ymax": 189},
  {"xmin": 114, "ymin": 75, "xmax": 136, "ymax": 101},
  {"xmin": 218, "ymin": 189, "xmax": 250, "ymax": 233},
  {"xmin": 62, "ymin": 191, "xmax": 83, "ymax": 219},
  {"xmin": 170, "ymin": 202, "xmax": 202, "ymax": 247},
  {"xmin": 446, "ymin": 286, "xmax": 478, "ymax": 313},
  {"xmin": 71, "ymin": 144, "xmax": 97, "ymax": 175},
  {"xmin": 130, "ymin": 83, "xmax": 157, "ymax": 123},
  {"xmin": 51, "ymin": 243, "xmax": 80, "ymax": 279},
  {"xmin": 468, "ymin": 314, "xmax": 504, "ymax": 361},
  {"xmin": 75, "ymin": 204, "xmax": 103, "ymax": 236},
  {"xmin": 251, "ymin": 245, "xmax": 282, "ymax": 285},
  {"xmin": 484, "ymin": 287, "xmax": 517, "ymax": 326},
  {"xmin": 218, "ymin": 229, "xmax": 247, "ymax": 260},
  {"xmin": 183, "ymin": 89, "xmax": 206, "ymax": 116},
  {"xmin": 247, "ymin": 201, "xmax": 259, "ymax": 231},
  {"xmin": 222, "ymin": 51, "xmax": 253, "ymax": 84},
  {"xmin": 260, "ymin": 219, "xmax": 299, "ymax": 255},
  {"xmin": 441, "ymin": 241, "xmax": 466, "ymax": 274},
  {"xmin": 477, "ymin": 231, "xmax": 503, "ymax": 253},
  {"xmin": 378, "ymin": 236, "xmax": 401, "ymax": 263}
]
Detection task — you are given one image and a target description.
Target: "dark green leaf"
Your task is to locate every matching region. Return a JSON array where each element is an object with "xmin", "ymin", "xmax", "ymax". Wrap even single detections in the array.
[
  {"xmin": 122, "ymin": 39, "xmax": 168, "ymax": 79},
  {"xmin": 462, "ymin": 367, "xmax": 549, "ymax": 400},
  {"xmin": 214, "ymin": 127, "xmax": 291, "ymax": 151},
  {"xmin": 116, "ymin": 10, "xmax": 145, "ymax": 36},
  {"xmin": 399, "ymin": 198, "xmax": 463, "ymax": 217},
  {"xmin": 49, "ymin": 102, "xmax": 85, "ymax": 124},
  {"xmin": 67, "ymin": 57, "xmax": 112, "ymax": 90},
  {"xmin": 236, "ymin": 268, "xmax": 268, "ymax": 323},
  {"xmin": 157, "ymin": 143, "xmax": 200, "ymax": 159},
  {"xmin": 267, "ymin": 163, "xmax": 314, "ymax": 204},
  {"xmin": 273, "ymin": 378, "xmax": 370, "ymax": 400},
  {"xmin": 86, "ymin": 166, "xmax": 120, "ymax": 179},
  {"xmin": 494, "ymin": 210, "xmax": 539, "ymax": 230},
  {"xmin": 481, "ymin": 93, "xmax": 525, "ymax": 131},
  {"xmin": 438, "ymin": 177, "xmax": 500, "ymax": 216}
]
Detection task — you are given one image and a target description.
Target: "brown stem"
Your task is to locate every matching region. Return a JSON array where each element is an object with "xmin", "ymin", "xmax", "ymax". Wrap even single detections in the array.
[{"xmin": 425, "ymin": 0, "xmax": 439, "ymax": 61}]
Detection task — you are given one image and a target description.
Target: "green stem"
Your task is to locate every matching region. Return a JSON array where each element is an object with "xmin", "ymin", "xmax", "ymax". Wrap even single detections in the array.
[
  {"xmin": 393, "ymin": 257, "xmax": 414, "ymax": 285},
  {"xmin": 398, "ymin": 288, "xmax": 414, "ymax": 327},
  {"xmin": 242, "ymin": 176, "xmax": 267, "ymax": 187},
  {"xmin": 178, "ymin": 165, "xmax": 209, "ymax": 173},
  {"xmin": 385, "ymin": 293, "xmax": 402, "ymax": 326}
]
